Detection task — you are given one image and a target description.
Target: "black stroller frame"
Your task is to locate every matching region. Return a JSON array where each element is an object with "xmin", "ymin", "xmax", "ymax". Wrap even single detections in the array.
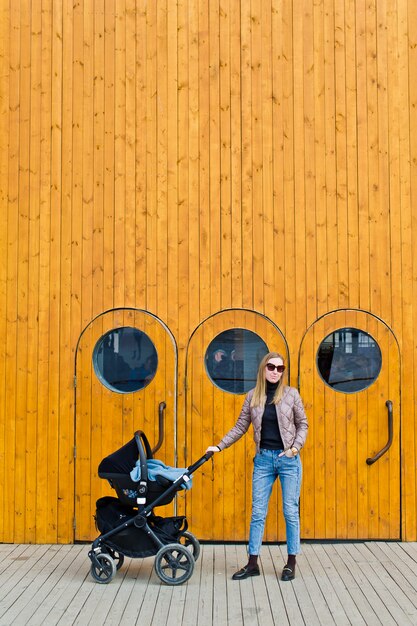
[{"xmin": 88, "ymin": 430, "xmax": 213, "ymax": 585}]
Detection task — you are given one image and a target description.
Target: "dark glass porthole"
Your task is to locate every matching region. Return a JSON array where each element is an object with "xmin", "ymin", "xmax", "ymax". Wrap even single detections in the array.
[
  {"xmin": 93, "ymin": 327, "xmax": 158, "ymax": 393},
  {"xmin": 317, "ymin": 328, "xmax": 382, "ymax": 393},
  {"xmin": 205, "ymin": 329, "xmax": 269, "ymax": 394}
]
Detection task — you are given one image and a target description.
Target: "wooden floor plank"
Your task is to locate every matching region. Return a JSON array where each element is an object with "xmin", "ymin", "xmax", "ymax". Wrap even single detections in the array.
[
  {"xmin": 261, "ymin": 547, "xmax": 290, "ymax": 625},
  {"xmin": 1, "ymin": 542, "xmax": 417, "ymax": 625},
  {"xmin": 224, "ymin": 544, "xmax": 245, "ymax": 624},
  {"xmin": 322, "ymin": 544, "xmax": 382, "ymax": 625},
  {"xmin": 0, "ymin": 545, "xmax": 65, "ymax": 619},
  {"xmin": 296, "ymin": 545, "xmax": 339, "ymax": 626},
  {"xmin": 301, "ymin": 544, "xmax": 350, "ymax": 626},
  {"xmin": 196, "ymin": 544, "xmax": 214, "ymax": 625},
  {"xmin": 270, "ymin": 545, "xmax": 305, "ymax": 625},
  {"xmin": 110, "ymin": 558, "xmax": 154, "ymax": 625},
  {"xmin": 310, "ymin": 544, "xmax": 367, "ymax": 625},
  {"xmin": 212, "ymin": 545, "xmax": 228, "ymax": 626},
  {"xmin": 356, "ymin": 543, "xmax": 417, "ymax": 622}
]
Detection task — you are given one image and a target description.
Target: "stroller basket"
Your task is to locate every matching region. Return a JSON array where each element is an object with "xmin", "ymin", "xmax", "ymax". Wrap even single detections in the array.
[{"xmin": 95, "ymin": 496, "xmax": 188, "ymax": 558}]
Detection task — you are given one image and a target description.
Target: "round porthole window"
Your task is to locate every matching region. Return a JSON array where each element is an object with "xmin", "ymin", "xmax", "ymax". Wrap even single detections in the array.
[
  {"xmin": 316, "ymin": 328, "xmax": 382, "ymax": 393},
  {"xmin": 93, "ymin": 327, "xmax": 158, "ymax": 393},
  {"xmin": 205, "ymin": 328, "xmax": 269, "ymax": 394}
]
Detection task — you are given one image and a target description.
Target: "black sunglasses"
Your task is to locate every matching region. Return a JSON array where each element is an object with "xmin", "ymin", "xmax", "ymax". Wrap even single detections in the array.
[{"xmin": 265, "ymin": 363, "xmax": 286, "ymax": 373}]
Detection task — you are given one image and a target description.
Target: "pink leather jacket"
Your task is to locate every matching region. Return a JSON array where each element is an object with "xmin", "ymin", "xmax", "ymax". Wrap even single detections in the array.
[{"xmin": 217, "ymin": 386, "xmax": 308, "ymax": 454}]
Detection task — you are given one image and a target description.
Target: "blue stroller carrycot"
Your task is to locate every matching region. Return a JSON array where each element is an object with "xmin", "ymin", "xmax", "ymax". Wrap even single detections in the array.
[{"xmin": 88, "ymin": 430, "xmax": 213, "ymax": 585}]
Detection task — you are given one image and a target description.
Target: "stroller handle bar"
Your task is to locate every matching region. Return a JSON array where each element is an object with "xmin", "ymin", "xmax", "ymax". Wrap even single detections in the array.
[{"xmin": 187, "ymin": 451, "xmax": 214, "ymax": 474}]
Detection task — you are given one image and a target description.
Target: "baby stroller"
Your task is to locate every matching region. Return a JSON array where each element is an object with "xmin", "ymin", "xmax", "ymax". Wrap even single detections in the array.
[{"xmin": 88, "ymin": 430, "xmax": 213, "ymax": 585}]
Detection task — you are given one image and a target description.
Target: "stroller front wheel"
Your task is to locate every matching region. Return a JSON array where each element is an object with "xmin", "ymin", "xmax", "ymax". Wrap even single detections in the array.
[
  {"xmin": 155, "ymin": 543, "xmax": 195, "ymax": 585},
  {"xmin": 90, "ymin": 552, "xmax": 117, "ymax": 584},
  {"xmin": 105, "ymin": 548, "xmax": 125, "ymax": 570}
]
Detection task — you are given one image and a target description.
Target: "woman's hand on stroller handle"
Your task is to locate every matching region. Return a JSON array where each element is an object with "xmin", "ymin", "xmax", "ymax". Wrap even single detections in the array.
[{"xmin": 205, "ymin": 445, "xmax": 221, "ymax": 454}]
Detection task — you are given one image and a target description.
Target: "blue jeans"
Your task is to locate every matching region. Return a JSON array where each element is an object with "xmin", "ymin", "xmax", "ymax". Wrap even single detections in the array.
[{"xmin": 248, "ymin": 448, "xmax": 302, "ymax": 556}]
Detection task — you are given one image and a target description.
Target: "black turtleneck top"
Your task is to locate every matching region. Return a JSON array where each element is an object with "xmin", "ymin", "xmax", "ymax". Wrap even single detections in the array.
[{"xmin": 260, "ymin": 381, "xmax": 284, "ymax": 450}]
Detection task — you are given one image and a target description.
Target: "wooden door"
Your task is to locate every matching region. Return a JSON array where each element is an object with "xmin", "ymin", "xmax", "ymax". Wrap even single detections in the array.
[
  {"xmin": 185, "ymin": 310, "xmax": 288, "ymax": 541},
  {"xmin": 299, "ymin": 310, "xmax": 400, "ymax": 539},
  {"xmin": 75, "ymin": 309, "xmax": 176, "ymax": 540}
]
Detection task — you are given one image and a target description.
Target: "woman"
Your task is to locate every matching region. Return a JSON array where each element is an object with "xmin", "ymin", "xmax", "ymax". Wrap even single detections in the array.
[{"xmin": 206, "ymin": 352, "xmax": 308, "ymax": 581}]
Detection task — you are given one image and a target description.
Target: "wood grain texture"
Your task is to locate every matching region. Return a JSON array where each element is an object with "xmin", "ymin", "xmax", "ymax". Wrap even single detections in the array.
[{"xmin": 0, "ymin": 0, "xmax": 416, "ymax": 542}]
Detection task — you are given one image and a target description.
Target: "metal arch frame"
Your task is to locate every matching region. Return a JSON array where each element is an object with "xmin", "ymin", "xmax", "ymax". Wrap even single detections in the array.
[
  {"xmin": 185, "ymin": 307, "xmax": 290, "ymax": 384},
  {"xmin": 297, "ymin": 306, "xmax": 402, "ymax": 538},
  {"xmin": 73, "ymin": 307, "xmax": 178, "ymax": 538},
  {"xmin": 184, "ymin": 308, "xmax": 289, "ymax": 470},
  {"xmin": 297, "ymin": 307, "xmax": 401, "ymax": 390}
]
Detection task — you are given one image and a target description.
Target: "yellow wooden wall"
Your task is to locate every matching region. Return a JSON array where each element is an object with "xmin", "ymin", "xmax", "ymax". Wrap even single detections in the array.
[{"xmin": 1, "ymin": 0, "xmax": 417, "ymax": 543}]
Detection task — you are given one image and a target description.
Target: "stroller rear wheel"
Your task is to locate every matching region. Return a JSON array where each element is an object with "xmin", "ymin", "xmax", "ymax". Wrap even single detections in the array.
[
  {"xmin": 90, "ymin": 552, "xmax": 117, "ymax": 584},
  {"xmin": 154, "ymin": 543, "xmax": 195, "ymax": 585},
  {"xmin": 179, "ymin": 530, "xmax": 200, "ymax": 561}
]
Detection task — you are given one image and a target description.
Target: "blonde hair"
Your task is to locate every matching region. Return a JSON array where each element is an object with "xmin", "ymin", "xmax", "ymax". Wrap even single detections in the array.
[{"xmin": 250, "ymin": 352, "xmax": 286, "ymax": 408}]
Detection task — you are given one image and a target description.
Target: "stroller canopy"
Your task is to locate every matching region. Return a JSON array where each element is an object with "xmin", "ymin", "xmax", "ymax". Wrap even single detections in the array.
[{"xmin": 98, "ymin": 435, "xmax": 150, "ymax": 476}]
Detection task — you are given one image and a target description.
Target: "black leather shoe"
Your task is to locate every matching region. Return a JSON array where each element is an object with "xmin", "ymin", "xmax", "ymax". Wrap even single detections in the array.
[
  {"xmin": 232, "ymin": 564, "xmax": 260, "ymax": 580},
  {"xmin": 281, "ymin": 565, "xmax": 295, "ymax": 581}
]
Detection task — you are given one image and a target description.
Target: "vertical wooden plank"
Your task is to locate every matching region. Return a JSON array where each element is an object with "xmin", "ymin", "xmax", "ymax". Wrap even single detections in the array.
[
  {"xmin": 323, "ymin": 0, "xmax": 337, "ymax": 313},
  {"xmin": 114, "ymin": 0, "xmax": 126, "ymax": 307},
  {"xmin": 198, "ymin": 0, "xmax": 210, "ymax": 323},
  {"xmin": 366, "ymin": 316, "xmax": 380, "ymax": 538},
  {"xmin": 46, "ymin": 0, "xmax": 63, "ymax": 543},
  {"xmin": 188, "ymin": 0, "xmax": 200, "ymax": 328},
  {"xmin": 375, "ymin": 0, "xmax": 391, "ymax": 326},
  {"xmin": 385, "ymin": 0, "xmax": 403, "ymax": 539},
  {"xmin": 299, "ymin": 322, "xmax": 314, "ymax": 539},
  {"xmin": 79, "ymin": 0, "xmax": 95, "ymax": 541},
  {"xmin": 91, "ymin": 0, "xmax": 105, "ymax": 529},
  {"xmin": 156, "ymin": 0, "xmax": 168, "ymax": 325},
  {"xmin": 230, "ymin": 0, "xmax": 242, "ymax": 309},
  {"xmin": 134, "ymin": 3, "xmax": 146, "ymax": 309},
  {"xmin": 251, "ymin": 0, "xmax": 263, "ymax": 311},
  {"xmin": 176, "ymin": 0, "xmax": 189, "ymax": 479},
  {"xmin": 93, "ymin": 0, "xmax": 105, "ymax": 320},
  {"xmin": 292, "ymin": 1, "xmax": 306, "ymax": 337},
  {"xmin": 209, "ymin": 0, "xmax": 221, "ymax": 313},
  {"xmin": 271, "ymin": 0, "xmax": 285, "ymax": 326},
  {"xmin": 345, "ymin": 0, "xmax": 359, "ymax": 308},
  {"xmin": 166, "ymin": 0, "xmax": 179, "ymax": 464},
  {"xmin": 0, "ymin": 0, "xmax": 9, "ymax": 542},
  {"xmin": 57, "ymin": 0, "xmax": 74, "ymax": 543},
  {"xmin": 282, "ymin": 0, "xmax": 295, "ymax": 355},
  {"xmin": 103, "ymin": 1, "xmax": 115, "ymax": 312},
  {"xmin": 303, "ymin": 0, "xmax": 317, "ymax": 326},
  {"xmin": 146, "ymin": 0, "xmax": 157, "ymax": 314},
  {"xmin": 356, "ymin": 1, "xmax": 370, "ymax": 311},
  {"xmin": 36, "ymin": 0, "xmax": 52, "ymax": 542},
  {"xmin": 405, "ymin": 0, "xmax": 417, "ymax": 541},
  {"xmin": 334, "ymin": 0, "xmax": 349, "ymax": 309},
  {"xmin": 71, "ymin": 0, "xmax": 85, "ymax": 540},
  {"xmin": 313, "ymin": 0, "xmax": 328, "ymax": 317},
  {"xmin": 220, "ymin": 0, "xmax": 231, "ymax": 309},
  {"xmin": 366, "ymin": 0, "xmax": 382, "ymax": 319},
  {"xmin": 166, "ymin": 0, "xmax": 178, "ymax": 329},
  {"xmin": 261, "ymin": 0, "xmax": 274, "ymax": 321},
  {"xmin": 125, "ymin": 0, "xmax": 136, "ymax": 307},
  {"xmin": 240, "ymin": 0, "xmax": 252, "ymax": 310},
  {"xmin": 14, "ymin": 0, "xmax": 31, "ymax": 542},
  {"xmin": 177, "ymin": 0, "xmax": 189, "ymax": 357},
  {"xmin": 4, "ymin": 0, "xmax": 20, "ymax": 541}
]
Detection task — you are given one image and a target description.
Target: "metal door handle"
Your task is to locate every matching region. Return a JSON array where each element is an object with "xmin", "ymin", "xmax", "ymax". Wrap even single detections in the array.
[
  {"xmin": 152, "ymin": 401, "xmax": 166, "ymax": 454},
  {"xmin": 366, "ymin": 400, "xmax": 393, "ymax": 465}
]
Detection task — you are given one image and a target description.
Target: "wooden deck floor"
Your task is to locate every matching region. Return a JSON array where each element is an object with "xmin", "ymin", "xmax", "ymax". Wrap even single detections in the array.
[{"xmin": 1, "ymin": 542, "xmax": 417, "ymax": 625}]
